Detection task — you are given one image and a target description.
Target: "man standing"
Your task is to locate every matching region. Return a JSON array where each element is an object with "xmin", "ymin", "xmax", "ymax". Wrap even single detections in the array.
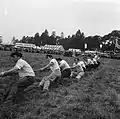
[
  {"xmin": 38, "ymin": 54, "xmax": 61, "ymax": 92},
  {"xmin": 0, "ymin": 52, "xmax": 35, "ymax": 103}
]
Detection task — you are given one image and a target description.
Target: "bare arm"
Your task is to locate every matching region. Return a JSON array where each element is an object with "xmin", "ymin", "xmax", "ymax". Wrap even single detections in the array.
[
  {"xmin": 35, "ymin": 62, "xmax": 54, "ymax": 72},
  {"xmin": 42, "ymin": 62, "xmax": 54, "ymax": 71},
  {"xmin": 0, "ymin": 66, "xmax": 19, "ymax": 77},
  {"xmin": 70, "ymin": 65, "xmax": 79, "ymax": 70}
]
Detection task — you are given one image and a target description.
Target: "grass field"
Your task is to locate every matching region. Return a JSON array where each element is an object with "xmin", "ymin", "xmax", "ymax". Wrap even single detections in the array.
[{"xmin": 0, "ymin": 51, "xmax": 120, "ymax": 119}]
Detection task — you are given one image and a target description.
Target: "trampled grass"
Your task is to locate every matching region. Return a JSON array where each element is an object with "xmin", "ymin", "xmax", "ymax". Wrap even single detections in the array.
[{"xmin": 0, "ymin": 51, "xmax": 120, "ymax": 119}]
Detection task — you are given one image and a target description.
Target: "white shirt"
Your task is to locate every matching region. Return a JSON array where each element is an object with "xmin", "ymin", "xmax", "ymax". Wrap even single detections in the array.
[
  {"xmin": 95, "ymin": 55, "xmax": 100, "ymax": 60},
  {"xmin": 87, "ymin": 58, "xmax": 94, "ymax": 65},
  {"xmin": 93, "ymin": 58, "xmax": 97, "ymax": 64},
  {"xmin": 73, "ymin": 62, "xmax": 84, "ymax": 72},
  {"xmin": 77, "ymin": 62, "xmax": 84, "ymax": 72},
  {"xmin": 59, "ymin": 60, "xmax": 70, "ymax": 71},
  {"xmin": 50, "ymin": 59, "xmax": 60, "ymax": 72},
  {"xmin": 15, "ymin": 58, "xmax": 35, "ymax": 79},
  {"xmin": 78, "ymin": 61, "xmax": 86, "ymax": 68},
  {"xmin": 73, "ymin": 62, "xmax": 77, "ymax": 67}
]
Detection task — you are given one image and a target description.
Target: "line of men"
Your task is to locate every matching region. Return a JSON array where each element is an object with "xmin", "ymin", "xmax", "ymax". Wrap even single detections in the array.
[{"xmin": 0, "ymin": 51, "xmax": 100, "ymax": 103}]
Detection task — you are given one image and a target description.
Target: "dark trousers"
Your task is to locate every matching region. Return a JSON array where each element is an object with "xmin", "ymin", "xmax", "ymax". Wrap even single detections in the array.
[
  {"xmin": 3, "ymin": 76, "xmax": 35, "ymax": 103},
  {"xmin": 13, "ymin": 76, "xmax": 35, "ymax": 103},
  {"xmin": 17, "ymin": 76, "xmax": 35, "ymax": 92},
  {"xmin": 61, "ymin": 68, "xmax": 71, "ymax": 78}
]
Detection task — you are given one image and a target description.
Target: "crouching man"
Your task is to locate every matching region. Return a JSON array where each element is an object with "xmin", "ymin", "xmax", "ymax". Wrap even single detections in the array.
[
  {"xmin": 71, "ymin": 58, "xmax": 85, "ymax": 80},
  {"xmin": 56, "ymin": 58, "xmax": 71, "ymax": 78},
  {"xmin": 38, "ymin": 55, "xmax": 61, "ymax": 92},
  {"xmin": 0, "ymin": 52, "xmax": 35, "ymax": 103}
]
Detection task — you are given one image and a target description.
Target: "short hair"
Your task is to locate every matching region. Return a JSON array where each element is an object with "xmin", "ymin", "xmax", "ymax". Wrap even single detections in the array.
[
  {"xmin": 56, "ymin": 58, "xmax": 62, "ymax": 61},
  {"xmin": 10, "ymin": 52, "xmax": 22, "ymax": 58},
  {"xmin": 46, "ymin": 54, "xmax": 53, "ymax": 59}
]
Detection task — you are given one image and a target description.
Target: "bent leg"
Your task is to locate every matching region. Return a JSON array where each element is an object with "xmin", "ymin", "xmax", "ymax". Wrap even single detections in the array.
[
  {"xmin": 39, "ymin": 76, "xmax": 46, "ymax": 86},
  {"xmin": 42, "ymin": 72, "xmax": 61, "ymax": 90},
  {"xmin": 76, "ymin": 72, "xmax": 84, "ymax": 80},
  {"xmin": 43, "ymin": 80, "xmax": 50, "ymax": 90}
]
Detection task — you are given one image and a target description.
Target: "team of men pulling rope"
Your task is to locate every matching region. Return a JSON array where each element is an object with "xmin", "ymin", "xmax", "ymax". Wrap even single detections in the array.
[{"xmin": 0, "ymin": 51, "xmax": 100, "ymax": 104}]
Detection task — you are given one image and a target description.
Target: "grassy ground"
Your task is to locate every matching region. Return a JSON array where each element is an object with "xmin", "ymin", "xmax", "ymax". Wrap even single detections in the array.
[{"xmin": 0, "ymin": 51, "xmax": 120, "ymax": 119}]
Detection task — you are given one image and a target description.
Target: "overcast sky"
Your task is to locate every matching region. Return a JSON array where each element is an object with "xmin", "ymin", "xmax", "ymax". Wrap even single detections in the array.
[{"xmin": 0, "ymin": 0, "xmax": 120, "ymax": 43}]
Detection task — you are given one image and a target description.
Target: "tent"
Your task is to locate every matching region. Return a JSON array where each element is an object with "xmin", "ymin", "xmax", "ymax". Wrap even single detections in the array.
[{"xmin": 40, "ymin": 45, "xmax": 65, "ymax": 52}]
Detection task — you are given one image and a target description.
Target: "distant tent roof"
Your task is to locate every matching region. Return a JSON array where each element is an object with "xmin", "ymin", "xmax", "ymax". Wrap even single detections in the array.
[
  {"xmin": 68, "ymin": 48, "xmax": 81, "ymax": 52},
  {"xmin": 40, "ymin": 45, "xmax": 65, "ymax": 51},
  {"xmin": 15, "ymin": 43, "xmax": 36, "ymax": 49}
]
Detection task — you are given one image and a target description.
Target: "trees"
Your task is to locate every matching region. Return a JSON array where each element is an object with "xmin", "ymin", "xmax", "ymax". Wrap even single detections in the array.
[
  {"xmin": 16, "ymin": 29, "xmax": 120, "ymax": 51},
  {"xmin": 11, "ymin": 36, "xmax": 19, "ymax": 44},
  {"xmin": 19, "ymin": 36, "xmax": 35, "ymax": 44},
  {"xmin": 68, "ymin": 30, "xmax": 85, "ymax": 50},
  {"xmin": 34, "ymin": 32, "xmax": 41, "ymax": 46},
  {"xmin": 84, "ymin": 35, "xmax": 101, "ymax": 50},
  {"xmin": 75, "ymin": 29, "xmax": 81, "ymax": 37},
  {"xmin": 0, "ymin": 35, "xmax": 2, "ymax": 44},
  {"xmin": 60, "ymin": 32, "xmax": 64, "ymax": 39},
  {"xmin": 20, "ymin": 36, "xmax": 26, "ymax": 43},
  {"xmin": 40, "ymin": 29, "xmax": 49, "ymax": 45},
  {"xmin": 49, "ymin": 31, "xmax": 57, "ymax": 45}
]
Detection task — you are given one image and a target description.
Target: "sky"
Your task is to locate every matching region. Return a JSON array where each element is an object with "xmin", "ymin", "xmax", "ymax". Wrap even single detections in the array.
[{"xmin": 0, "ymin": 0, "xmax": 120, "ymax": 43}]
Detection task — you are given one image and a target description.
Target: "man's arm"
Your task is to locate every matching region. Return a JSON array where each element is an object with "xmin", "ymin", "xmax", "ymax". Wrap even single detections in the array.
[
  {"xmin": 35, "ymin": 62, "xmax": 54, "ymax": 72},
  {"xmin": 70, "ymin": 65, "xmax": 79, "ymax": 70},
  {"xmin": 59, "ymin": 63, "xmax": 64, "ymax": 68},
  {"xmin": 41, "ymin": 62, "xmax": 54, "ymax": 71},
  {"xmin": 0, "ymin": 66, "xmax": 19, "ymax": 77}
]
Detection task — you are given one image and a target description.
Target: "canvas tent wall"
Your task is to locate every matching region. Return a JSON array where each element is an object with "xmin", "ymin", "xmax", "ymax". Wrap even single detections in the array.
[
  {"xmin": 40, "ymin": 45, "xmax": 65, "ymax": 52},
  {"xmin": 68, "ymin": 48, "xmax": 81, "ymax": 53},
  {"xmin": 15, "ymin": 43, "xmax": 36, "ymax": 49}
]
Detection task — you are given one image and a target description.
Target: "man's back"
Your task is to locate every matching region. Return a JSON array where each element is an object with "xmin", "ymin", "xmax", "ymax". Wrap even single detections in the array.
[
  {"xmin": 50, "ymin": 58, "xmax": 60, "ymax": 72},
  {"xmin": 15, "ymin": 58, "xmax": 35, "ymax": 79},
  {"xmin": 60, "ymin": 60, "xmax": 70, "ymax": 70}
]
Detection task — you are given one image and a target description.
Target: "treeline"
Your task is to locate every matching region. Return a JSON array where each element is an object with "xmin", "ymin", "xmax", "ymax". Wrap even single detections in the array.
[{"xmin": 12, "ymin": 29, "xmax": 120, "ymax": 51}]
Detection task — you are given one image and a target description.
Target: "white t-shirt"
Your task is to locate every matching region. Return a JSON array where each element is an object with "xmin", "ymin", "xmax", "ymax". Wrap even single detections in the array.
[
  {"xmin": 87, "ymin": 58, "xmax": 94, "ymax": 65},
  {"xmin": 15, "ymin": 58, "xmax": 35, "ymax": 79},
  {"xmin": 73, "ymin": 62, "xmax": 77, "ymax": 67},
  {"xmin": 95, "ymin": 55, "xmax": 100, "ymax": 60},
  {"xmin": 93, "ymin": 58, "xmax": 97, "ymax": 64},
  {"xmin": 73, "ymin": 62, "xmax": 84, "ymax": 72},
  {"xmin": 50, "ymin": 59, "xmax": 60, "ymax": 72},
  {"xmin": 59, "ymin": 60, "xmax": 70, "ymax": 71},
  {"xmin": 77, "ymin": 62, "xmax": 84, "ymax": 72},
  {"xmin": 78, "ymin": 61, "xmax": 86, "ymax": 68}
]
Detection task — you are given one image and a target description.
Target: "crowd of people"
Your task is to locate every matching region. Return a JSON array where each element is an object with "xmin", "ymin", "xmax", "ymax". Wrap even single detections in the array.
[{"xmin": 0, "ymin": 51, "xmax": 100, "ymax": 104}]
